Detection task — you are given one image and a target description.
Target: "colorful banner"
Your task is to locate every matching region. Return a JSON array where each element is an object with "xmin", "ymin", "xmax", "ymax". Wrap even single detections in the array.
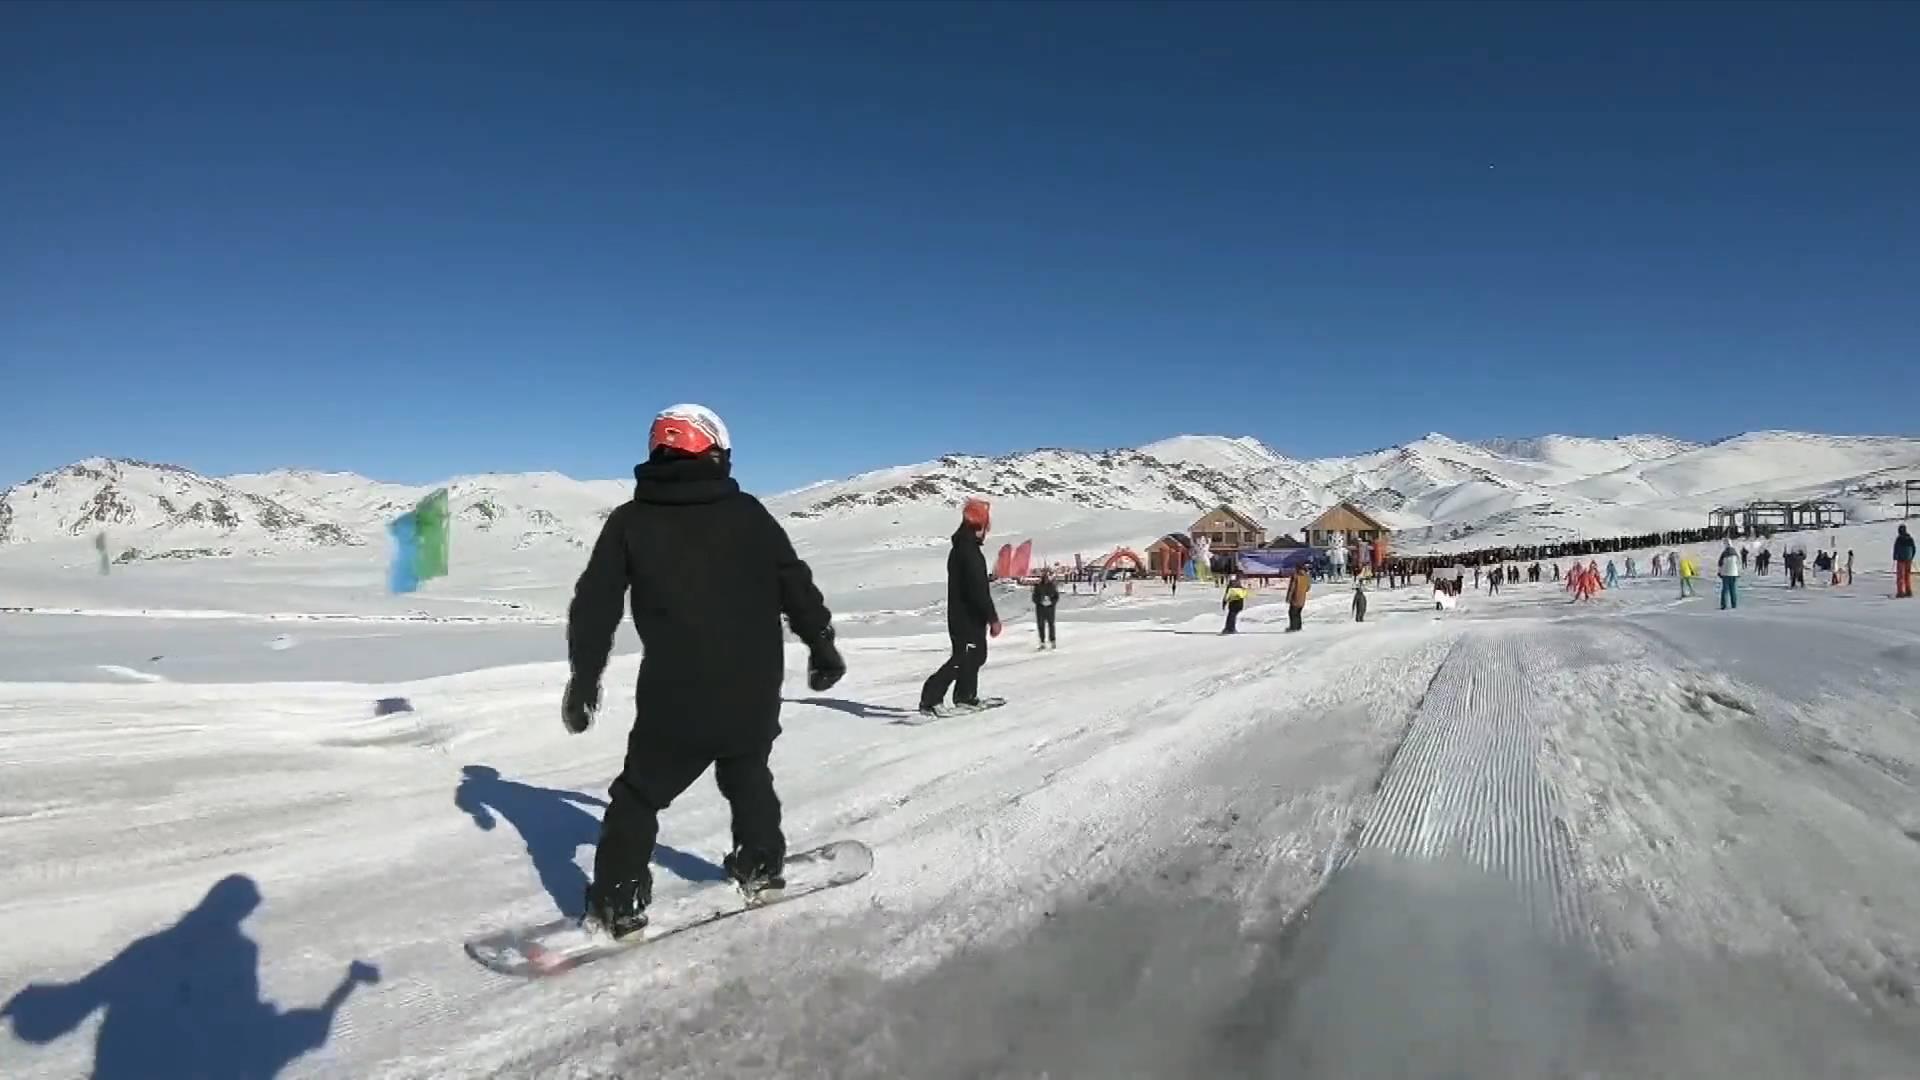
[
  {"xmin": 389, "ymin": 488, "xmax": 451, "ymax": 594},
  {"xmin": 1235, "ymin": 548, "xmax": 1316, "ymax": 576}
]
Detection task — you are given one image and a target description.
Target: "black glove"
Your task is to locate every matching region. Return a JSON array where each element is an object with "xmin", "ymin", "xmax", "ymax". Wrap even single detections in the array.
[
  {"xmin": 562, "ymin": 676, "xmax": 599, "ymax": 734},
  {"xmin": 806, "ymin": 627, "xmax": 846, "ymax": 693}
]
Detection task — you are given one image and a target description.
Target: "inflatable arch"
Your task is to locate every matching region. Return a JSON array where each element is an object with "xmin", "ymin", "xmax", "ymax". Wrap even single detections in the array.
[{"xmin": 1101, "ymin": 547, "xmax": 1147, "ymax": 578}]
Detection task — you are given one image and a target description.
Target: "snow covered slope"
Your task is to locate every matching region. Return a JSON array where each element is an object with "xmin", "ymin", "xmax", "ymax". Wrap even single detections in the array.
[
  {"xmin": 772, "ymin": 430, "xmax": 1916, "ymax": 558},
  {"xmin": 5, "ymin": 563, "xmax": 1920, "ymax": 1078}
]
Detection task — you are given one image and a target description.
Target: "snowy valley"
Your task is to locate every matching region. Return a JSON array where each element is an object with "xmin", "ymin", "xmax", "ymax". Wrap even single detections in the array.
[
  {"xmin": 2, "ymin": 431, "xmax": 1919, "ymax": 1079},
  {"xmin": 3, "ymin": 429, "xmax": 1915, "ymax": 612}
]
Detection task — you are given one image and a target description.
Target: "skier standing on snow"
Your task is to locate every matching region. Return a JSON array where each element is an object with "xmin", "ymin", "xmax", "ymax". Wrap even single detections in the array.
[
  {"xmin": 563, "ymin": 404, "xmax": 844, "ymax": 940},
  {"xmin": 1032, "ymin": 567, "xmax": 1059, "ymax": 650},
  {"xmin": 1679, "ymin": 554, "xmax": 1699, "ymax": 597},
  {"xmin": 1718, "ymin": 542, "xmax": 1741, "ymax": 610},
  {"xmin": 1222, "ymin": 575, "xmax": 1248, "ymax": 634},
  {"xmin": 1605, "ymin": 559, "xmax": 1618, "ymax": 588},
  {"xmin": 1286, "ymin": 564, "xmax": 1311, "ymax": 632},
  {"xmin": 1846, "ymin": 549, "xmax": 1855, "ymax": 586},
  {"xmin": 1896, "ymin": 526, "xmax": 1915, "ymax": 598},
  {"xmin": 1650, "ymin": 553, "xmax": 1662, "ymax": 577},
  {"xmin": 1353, "ymin": 579, "xmax": 1368, "ymax": 623},
  {"xmin": 1487, "ymin": 567, "xmax": 1502, "ymax": 595},
  {"xmin": 919, "ymin": 498, "xmax": 1003, "ymax": 716}
]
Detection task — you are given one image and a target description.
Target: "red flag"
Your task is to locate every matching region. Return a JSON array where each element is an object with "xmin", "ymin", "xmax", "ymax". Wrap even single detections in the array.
[
  {"xmin": 1011, "ymin": 540, "xmax": 1033, "ymax": 579},
  {"xmin": 994, "ymin": 544, "xmax": 1014, "ymax": 579}
]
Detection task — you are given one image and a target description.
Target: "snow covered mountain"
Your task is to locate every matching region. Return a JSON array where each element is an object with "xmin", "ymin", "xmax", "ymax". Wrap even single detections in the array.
[
  {"xmin": 0, "ymin": 459, "xmax": 628, "ymax": 557},
  {"xmin": 3, "ymin": 431, "xmax": 1914, "ymax": 563},
  {"xmin": 0, "ymin": 458, "xmax": 353, "ymax": 550}
]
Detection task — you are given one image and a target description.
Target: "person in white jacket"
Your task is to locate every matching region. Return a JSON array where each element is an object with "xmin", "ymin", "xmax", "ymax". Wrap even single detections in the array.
[{"xmin": 1717, "ymin": 543, "xmax": 1741, "ymax": 610}]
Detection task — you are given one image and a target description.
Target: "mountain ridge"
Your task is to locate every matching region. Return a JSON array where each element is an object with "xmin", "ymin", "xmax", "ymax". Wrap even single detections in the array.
[{"xmin": 4, "ymin": 431, "xmax": 1915, "ymax": 556}]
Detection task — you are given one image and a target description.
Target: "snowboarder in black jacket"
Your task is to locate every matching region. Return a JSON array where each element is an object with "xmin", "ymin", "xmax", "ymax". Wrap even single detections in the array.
[
  {"xmin": 563, "ymin": 404, "xmax": 843, "ymax": 940},
  {"xmin": 919, "ymin": 498, "xmax": 1002, "ymax": 714}
]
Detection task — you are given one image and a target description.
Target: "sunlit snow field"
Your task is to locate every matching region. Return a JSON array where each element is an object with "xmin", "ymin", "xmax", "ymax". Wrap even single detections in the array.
[{"xmin": 2, "ymin": 523, "xmax": 1918, "ymax": 1078}]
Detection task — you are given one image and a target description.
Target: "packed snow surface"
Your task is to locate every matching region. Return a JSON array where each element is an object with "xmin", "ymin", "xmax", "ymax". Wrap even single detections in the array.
[
  {"xmin": 3, "ymin": 523, "xmax": 1919, "ymax": 1077},
  {"xmin": 4, "ymin": 433, "xmax": 1919, "ymax": 1076}
]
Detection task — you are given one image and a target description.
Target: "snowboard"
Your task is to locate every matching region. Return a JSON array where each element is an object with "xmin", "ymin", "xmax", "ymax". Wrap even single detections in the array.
[
  {"xmin": 464, "ymin": 839, "xmax": 873, "ymax": 977},
  {"xmin": 898, "ymin": 697, "xmax": 1007, "ymax": 725}
]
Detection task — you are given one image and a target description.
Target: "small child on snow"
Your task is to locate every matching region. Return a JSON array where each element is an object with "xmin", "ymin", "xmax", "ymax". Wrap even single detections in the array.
[{"xmin": 1353, "ymin": 580, "xmax": 1368, "ymax": 623}]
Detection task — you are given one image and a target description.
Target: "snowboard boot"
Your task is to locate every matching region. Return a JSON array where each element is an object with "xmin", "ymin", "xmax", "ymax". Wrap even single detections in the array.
[
  {"xmin": 583, "ymin": 872, "xmax": 652, "ymax": 941},
  {"xmin": 724, "ymin": 847, "xmax": 786, "ymax": 901},
  {"xmin": 952, "ymin": 696, "xmax": 1005, "ymax": 712}
]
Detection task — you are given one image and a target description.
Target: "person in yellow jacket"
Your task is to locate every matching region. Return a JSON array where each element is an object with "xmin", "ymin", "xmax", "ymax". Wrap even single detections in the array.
[
  {"xmin": 1286, "ymin": 565, "xmax": 1311, "ymax": 632},
  {"xmin": 1221, "ymin": 576, "xmax": 1249, "ymax": 635},
  {"xmin": 1679, "ymin": 554, "xmax": 1699, "ymax": 598}
]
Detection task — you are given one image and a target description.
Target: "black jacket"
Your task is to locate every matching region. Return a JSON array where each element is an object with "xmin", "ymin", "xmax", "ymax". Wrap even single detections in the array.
[
  {"xmin": 567, "ymin": 455, "xmax": 831, "ymax": 752},
  {"xmin": 1898, "ymin": 531, "xmax": 1916, "ymax": 562},
  {"xmin": 946, "ymin": 525, "xmax": 998, "ymax": 637},
  {"xmin": 1032, "ymin": 579, "xmax": 1059, "ymax": 608}
]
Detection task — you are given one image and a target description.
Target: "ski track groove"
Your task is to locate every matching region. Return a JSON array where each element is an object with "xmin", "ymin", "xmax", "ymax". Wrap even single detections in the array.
[{"xmin": 1343, "ymin": 632, "xmax": 1592, "ymax": 946}]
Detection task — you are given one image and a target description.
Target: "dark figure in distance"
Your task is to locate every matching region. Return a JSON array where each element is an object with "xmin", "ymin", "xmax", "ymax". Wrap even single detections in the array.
[{"xmin": 1032, "ymin": 567, "xmax": 1059, "ymax": 650}]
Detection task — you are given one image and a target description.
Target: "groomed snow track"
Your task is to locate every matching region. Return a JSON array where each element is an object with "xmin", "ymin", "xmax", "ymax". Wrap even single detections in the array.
[{"xmin": 1342, "ymin": 633, "xmax": 1592, "ymax": 944}]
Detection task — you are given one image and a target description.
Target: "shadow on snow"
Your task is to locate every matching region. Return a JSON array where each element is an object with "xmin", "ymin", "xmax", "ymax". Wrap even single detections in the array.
[
  {"xmin": 455, "ymin": 764, "xmax": 726, "ymax": 918},
  {"xmin": 1, "ymin": 874, "xmax": 378, "ymax": 1080},
  {"xmin": 784, "ymin": 696, "xmax": 914, "ymax": 720}
]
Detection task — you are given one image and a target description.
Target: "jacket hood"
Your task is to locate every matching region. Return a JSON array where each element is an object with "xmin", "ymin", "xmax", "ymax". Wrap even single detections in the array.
[{"xmin": 633, "ymin": 455, "xmax": 740, "ymax": 506}]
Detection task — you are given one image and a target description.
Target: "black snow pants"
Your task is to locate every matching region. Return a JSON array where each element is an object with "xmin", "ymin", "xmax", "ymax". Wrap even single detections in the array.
[
  {"xmin": 595, "ymin": 736, "xmax": 781, "ymax": 893},
  {"xmin": 1222, "ymin": 599, "xmax": 1243, "ymax": 634},
  {"xmin": 1287, "ymin": 605, "xmax": 1304, "ymax": 632},
  {"xmin": 1036, "ymin": 606, "xmax": 1056, "ymax": 644},
  {"xmin": 921, "ymin": 630, "xmax": 988, "ymax": 707}
]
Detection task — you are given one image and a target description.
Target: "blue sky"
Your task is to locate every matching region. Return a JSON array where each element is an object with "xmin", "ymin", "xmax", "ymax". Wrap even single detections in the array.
[{"xmin": 3, "ymin": 1, "xmax": 1915, "ymax": 493}]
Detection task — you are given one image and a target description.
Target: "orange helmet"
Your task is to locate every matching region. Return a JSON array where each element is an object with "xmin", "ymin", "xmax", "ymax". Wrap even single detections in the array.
[{"xmin": 961, "ymin": 497, "xmax": 991, "ymax": 531}]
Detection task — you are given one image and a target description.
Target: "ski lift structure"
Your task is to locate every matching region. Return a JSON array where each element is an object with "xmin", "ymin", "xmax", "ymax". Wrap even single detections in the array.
[{"xmin": 1707, "ymin": 499, "xmax": 1845, "ymax": 536}]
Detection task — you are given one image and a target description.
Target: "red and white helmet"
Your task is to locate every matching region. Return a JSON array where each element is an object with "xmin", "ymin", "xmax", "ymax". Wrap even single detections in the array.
[{"xmin": 648, "ymin": 404, "xmax": 731, "ymax": 458}]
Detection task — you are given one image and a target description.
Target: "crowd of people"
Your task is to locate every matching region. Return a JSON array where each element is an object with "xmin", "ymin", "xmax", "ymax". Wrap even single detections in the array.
[{"xmin": 1372, "ymin": 523, "xmax": 1763, "ymax": 585}]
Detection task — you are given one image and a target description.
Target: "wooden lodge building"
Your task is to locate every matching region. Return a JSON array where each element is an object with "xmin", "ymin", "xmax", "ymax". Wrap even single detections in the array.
[{"xmin": 1303, "ymin": 502, "xmax": 1388, "ymax": 549}]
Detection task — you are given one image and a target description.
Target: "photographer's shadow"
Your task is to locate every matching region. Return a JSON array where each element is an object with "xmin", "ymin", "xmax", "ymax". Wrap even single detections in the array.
[{"xmin": 2, "ymin": 874, "xmax": 378, "ymax": 1079}]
